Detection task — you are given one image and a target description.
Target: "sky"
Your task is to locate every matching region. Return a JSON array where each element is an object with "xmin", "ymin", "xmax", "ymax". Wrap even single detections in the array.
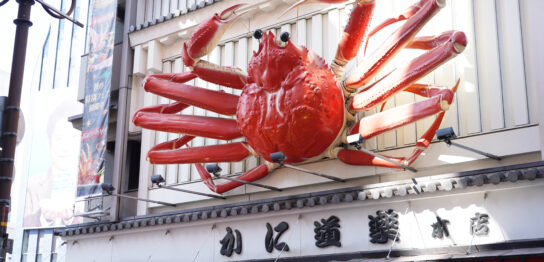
[
  {"xmin": 0, "ymin": 1, "xmax": 55, "ymax": 95},
  {"xmin": 0, "ymin": 1, "xmax": 17, "ymax": 96},
  {"xmin": 0, "ymin": 0, "xmax": 57, "ymax": 231}
]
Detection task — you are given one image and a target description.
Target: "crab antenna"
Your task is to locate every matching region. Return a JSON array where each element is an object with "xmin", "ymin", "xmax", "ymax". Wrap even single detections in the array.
[{"xmin": 279, "ymin": 0, "xmax": 314, "ymax": 18}]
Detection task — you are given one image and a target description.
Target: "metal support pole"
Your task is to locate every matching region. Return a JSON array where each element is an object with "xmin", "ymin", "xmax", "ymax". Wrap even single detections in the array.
[
  {"xmin": 0, "ymin": 2, "xmax": 34, "ymax": 261},
  {"xmin": 448, "ymin": 141, "xmax": 502, "ymax": 161},
  {"xmin": 104, "ymin": 192, "xmax": 176, "ymax": 207},
  {"xmin": 157, "ymin": 185, "xmax": 226, "ymax": 200},
  {"xmin": 354, "ymin": 146, "xmax": 418, "ymax": 173},
  {"xmin": 213, "ymin": 175, "xmax": 283, "ymax": 192},
  {"xmin": 281, "ymin": 164, "xmax": 346, "ymax": 182}
]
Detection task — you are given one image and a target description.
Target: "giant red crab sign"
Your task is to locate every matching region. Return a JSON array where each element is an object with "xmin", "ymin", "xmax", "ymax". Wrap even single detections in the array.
[{"xmin": 133, "ymin": 0, "xmax": 466, "ymax": 194}]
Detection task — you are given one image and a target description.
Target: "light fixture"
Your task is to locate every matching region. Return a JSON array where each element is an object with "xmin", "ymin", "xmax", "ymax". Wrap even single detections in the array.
[
  {"xmin": 150, "ymin": 174, "xmax": 165, "ymax": 184},
  {"xmin": 205, "ymin": 164, "xmax": 282, "ymax": 191},
  {"xmin": 346, "ymin": 134, "xmax": 418, "ymax": 173},
  {"xmin": 150, "ymin": 174, "xmax": 226, "ymax": 199},
  {"xmin": 270, "ymin": 152, "xmax": 346, "ymax": 182},
  {"xmin": 435, "ymin": 127, "xmax": 501, "ymax": 161},
  {"xmin": 101, "ymin": 183, "xmax": 176, "ymax": 207},
  {"xmin": 436, "ymin": 127, "xmax": 456, "ymax": 144}
]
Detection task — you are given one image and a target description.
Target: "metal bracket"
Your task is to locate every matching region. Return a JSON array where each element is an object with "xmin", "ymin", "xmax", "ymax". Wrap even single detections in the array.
[
  {"xmin": 158, "ymin": 184, "xmax": 226, "ymax": 200},
  {"xmin": 35, "ymin": 0, "xmax": 84, "ymax": 27},
  {"xmin": 4, "ymin": 106, "xmax": 20, "ymax": 112},
  {"xmin": 0, "ymin": 158, "xmax": 14, "ymax": 163},
  {"xmin": 212, "ymin": 174, "xmax": 283, "ymax": 192},
  {"xmin": 0, "ymin": 177, "xmax": 13, "ymax": 182},
  {"xmin": 281, "ymin": 163, "xmax": 346, "ymax": 182},
  {"xmin": 0, "ymin": 200, "xmax": 10, "ymax": 205},
  {"xmin": 2, "ymin": 132, "xmax": 17, "ymax": 137}
]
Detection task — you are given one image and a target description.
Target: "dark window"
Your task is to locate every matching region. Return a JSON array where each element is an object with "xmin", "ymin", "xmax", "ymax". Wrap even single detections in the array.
[{"xmin": 126, "ymin": 140, "xmax": 141, "ymax": 191}]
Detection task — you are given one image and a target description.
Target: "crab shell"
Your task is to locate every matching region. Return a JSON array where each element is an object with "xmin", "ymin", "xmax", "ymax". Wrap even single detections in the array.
[{"xmin": 237, "ymin": 32, "xmax": 345, "ymax": 164}]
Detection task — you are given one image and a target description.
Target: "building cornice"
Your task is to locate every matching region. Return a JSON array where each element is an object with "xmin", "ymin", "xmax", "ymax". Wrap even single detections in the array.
[{"xmin": 57, "ymin": 161, "xmax": 544, "ymax": 237}]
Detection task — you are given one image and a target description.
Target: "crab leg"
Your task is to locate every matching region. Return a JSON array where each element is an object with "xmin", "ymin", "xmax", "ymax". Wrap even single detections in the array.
[
  {"xmin": 148, "ymin": 135, "xmax": 195, "ymax": 153},
  {"xmin": 350, "ymin": 31, "xmax": 466, "ymax": 111},
  {"xmin": 356, "ymin": 81, "xmax": 458, "ymax": 139},
  {"xmin": 338, "ymin": 112, "xmax": 445, "ymax": 168},
  {"xmin": 195, "ymin": 163, "xmax": 271, "ymax": 194},
  {"xmin": 407, "ymin": 30, "xmax": 465, "ymax": 51},
  {"xmin": 344, "ymin": 0, "xmax": 445, "ymax": 92},
  {"xmin": 133, "ymin": 113, "xmax": 242, "ymax": 140},
  {"xmin": 148, "ymin": 142, "xmax": 251, "ymax": 164},
  {"xmin": 192, "ymin": 60, "xmax": 247, "ymax": 90},
  {"xmin": 142, "ymin": 72, "xmax": 239, "ymax": 115},
  {"xmin": 182, "ymin": 4, "xmax": 250, "ymax": 90},
  {"xmin": 331, "ymin": 0, "xmax": 375, "ymax": 79},
  {"xmin": 135, "ymin": 101, "xmax": 190, "ymax": 115},
  {"xmin": 149, "ymin": 140, "xmax": 270, "ymax": 194},
  {"xmin": 339, "ymin": 80, "xmax": 458, "ymax": 167},
  {"xmin": 366, "ymin": 0, "xmax": 428, "ymax": 40}
]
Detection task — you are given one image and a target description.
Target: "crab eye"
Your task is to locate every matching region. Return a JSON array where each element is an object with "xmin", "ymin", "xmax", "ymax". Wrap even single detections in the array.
[
  {"xmin": 280, "ymin": 32, "xmax": 290, "ymax": 43},
  {"xmin": 253, "ymin": 29, "xmax": 263, "ymax": 40}
]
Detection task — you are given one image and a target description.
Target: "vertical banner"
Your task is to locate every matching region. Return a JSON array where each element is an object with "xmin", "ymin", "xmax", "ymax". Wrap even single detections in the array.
[{"xmin": 78, "ymin": 0, "xmax": 117, "ymax": 197}]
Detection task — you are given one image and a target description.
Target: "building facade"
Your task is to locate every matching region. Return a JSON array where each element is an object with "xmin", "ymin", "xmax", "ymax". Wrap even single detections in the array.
[{"xmin": 60, "ymin": 0, "xmax": 544, "ymax": 261}]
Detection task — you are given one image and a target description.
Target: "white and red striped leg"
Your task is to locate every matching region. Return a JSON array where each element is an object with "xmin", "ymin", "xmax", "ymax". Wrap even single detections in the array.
[
  {"xmin": 349, "ymin": 31, "xmax": 466, "ymax": 111},
  {"xmin": 133, "ymin": 113, "xmax": 242, "ymax": 140},
  {"xmin": 407, "ymin": 30, "xmax": 466, "ymax": 51},
  {"xmin": 339, "ymin": 81, "xmax": 459, "ymax": 168},
  {"xmin": 343, "ymin": 0, "xmax": 446, "ymax": 92},
  {"xmin": 148, "ymin": 142, "xmax": 252, "ymax": 165},
  {"xmin": 366, "ymin": 0, "xmax": 428, "ymax": 42},
  {"xmin": 331, "ymin": 0, "xmax": 375, "ymax": 80},
  {"xmin": 146, "ymin": 137, "xmax": 271, "ymax": 194},
  {"xmin": 141, "ymin": 72, "xmax": 239, "ymax": 116},
  {"xmin": 182, "ymin": 4, "xmax": 249, "ymax": 90}
]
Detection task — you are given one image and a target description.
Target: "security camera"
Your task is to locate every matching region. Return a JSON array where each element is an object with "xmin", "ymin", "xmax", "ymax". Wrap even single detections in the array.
[
  {"xmin": 270, "ymin": 152, "xmax": 286, "ymax": 163},
  {"xmin": 436, "ymin": 127, "xmax": 456, "ymax": 145},
  {"xmin": 151, "ymin": 174, "xmax": 165, "ymax": 185},
  {"xmin": 206, "ymin": 164, "xmax": 222, "ymax": 176},
  {"xmin": 101, "ymin": 183, "xmax": 115, "ymax": 194}
]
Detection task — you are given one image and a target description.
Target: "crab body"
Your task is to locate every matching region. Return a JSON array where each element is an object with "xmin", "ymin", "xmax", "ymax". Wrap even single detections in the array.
[
  {"xmin": 238, "ymin": 32, "xmax": 344, "ymax": 163},
  {"xmin": 133, "ymin": 0, "xmax": 467, "ymax": 194}
]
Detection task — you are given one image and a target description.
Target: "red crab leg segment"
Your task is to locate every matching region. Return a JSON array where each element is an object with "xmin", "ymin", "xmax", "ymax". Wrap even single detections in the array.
[
  {"xmin": 148, "ymin": 142, "xmax": 251, "ymax": 164},
  {"xmin": 338, "ymin": 112, "xmax": 445, "ymax": 168},
  {"xmin": 350, "ymin": 31, "xmax": 466, "ymax": 111},
  {"xmin": 133, "ymin": 113, "xmax": 242, "ymax": 140},
  {"xmin": 195, "ymin": 163, "xmax": 271, "ymax": 194},
  {"xmin": 339, "ymin": 81, "xmax": 458, "ymax": 167},
  {"xmin": 135, "ymin": 101, "xmax": 190, "ymax": 115},
  {"xmin": 331, "ymin": 0, "xmax": 375, "ymax": 79},
  {"xmin": 366, "ymin": 0, "xmax": 428, "ymax": 40},
  {"xmin": 182, "ymin": 4, "xmax": 249, "ymax": 89},
  {"xmin": 357, "ymin": 82, "xmax": 457, "ymax": 139},
  {"xmin": 407, "ymin": 30, "xmax": 465, "ymax": 51},
  {"xmin": 147, "ymin": 135, "xmax": 195, "ymax": 155},
  {"xmin": 182, "ymin": 4, "xmax": 248, "ymax": 67},
  {"xmin": 344, "ymin": 0, "xmax": 445, "ymax": 91},
  {"xmin": 143, "ymin": 72, "xmax": 239, "ymax": 115},
  {"xmin": 192, "ymin": 60, "xmax": 247, "ymax": 90}
]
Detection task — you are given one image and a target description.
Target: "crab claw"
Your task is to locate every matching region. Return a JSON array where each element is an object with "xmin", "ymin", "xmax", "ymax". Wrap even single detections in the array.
[
  {"xmin": 182, "ymin": 4, "xmax": 249, "ymax": 67},
  {"xmin": 280, "ymin": 0, "xmax": 352, "ymax": 18}
]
